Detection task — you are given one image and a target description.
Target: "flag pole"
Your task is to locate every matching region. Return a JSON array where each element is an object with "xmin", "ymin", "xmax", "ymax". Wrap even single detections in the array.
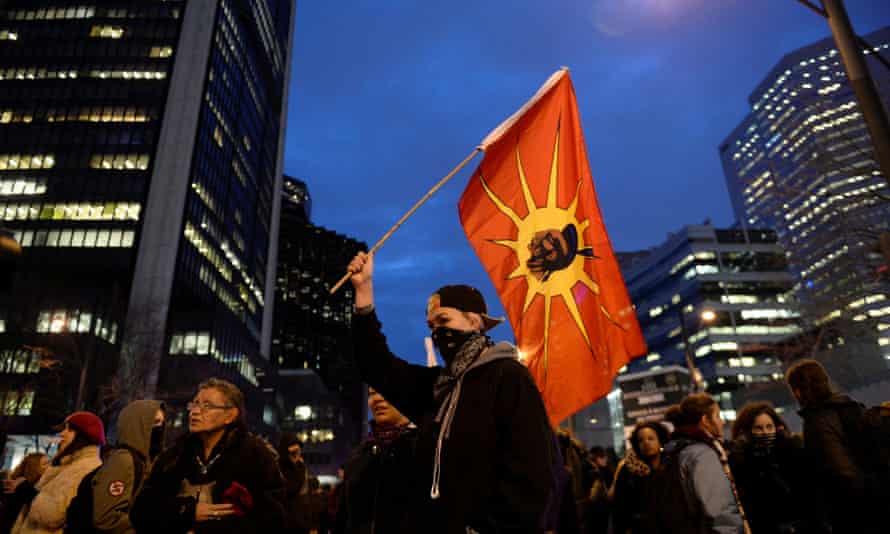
[{"xmin": 329, "ymin": 147, "xmax": 483, "ymax": 295}]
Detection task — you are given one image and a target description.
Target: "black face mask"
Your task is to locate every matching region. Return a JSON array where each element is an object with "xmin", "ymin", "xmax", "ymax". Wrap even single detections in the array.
[
  {"xmin": 431, "ymin": 326, "xmax": 477, "ymax": 366},
  {"xmin": 752, "ymin": 433, "xmax": 777, "ymax": 449},
  {"xmin": 149, "ymin": 425, "xmax": 165, "ymax": 459}
]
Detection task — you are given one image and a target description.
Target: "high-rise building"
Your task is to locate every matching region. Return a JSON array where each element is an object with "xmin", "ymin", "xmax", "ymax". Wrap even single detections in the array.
[
  {"xmin": 621, "ymin": 224, "xmax": 801, "ymax": 417},
  {"xmin": 720, "ymin": 27, "xmax": 890, "ymax": 367},
  {"xmin": 0, "ymin": 0, "xmax": 294, "ymax": 461},
  {"xmin": 272, "ymin": 175, "xmax": 367, "ymax": 474}
]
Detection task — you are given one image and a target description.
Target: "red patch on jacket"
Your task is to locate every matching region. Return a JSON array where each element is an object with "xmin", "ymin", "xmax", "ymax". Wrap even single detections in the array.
[
  {"xmin": 108, "ymin": 481, "xmax": 126, "ymax": 497},
  {"xmin": 222, "ymin": 481, "xmax": 253, "ymax": 516}
]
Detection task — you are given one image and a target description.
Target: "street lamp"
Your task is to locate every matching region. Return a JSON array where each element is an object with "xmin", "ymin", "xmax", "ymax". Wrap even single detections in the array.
[{"xmin": 677, "ymin": 308, "xmax": 717, "ymax": 392}]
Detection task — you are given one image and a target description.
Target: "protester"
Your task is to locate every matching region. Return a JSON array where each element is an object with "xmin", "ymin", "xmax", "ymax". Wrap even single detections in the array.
[
  {"xmin": 785, "ymin": 359, "xmax": 886, "ymax": 533},
  {"xmin": 325, "ymin": 466, "xmax": 343, "ymax": 533},
  {"xmin": 278, "ymin": 433, "xmax": 311, "ymax": 534},
  {"xmin": 347, "ymin": 252, "xmax": 556, "ymax": 533},
  {"xmin": 728, "ymin": 401, "xmax": 827, "ymax": 534},
  {"xmin": 555, "ymin": 429, "xmax": 590, "ymax": 534},
  {"xmin": 1, "ymin": 453, "xmax": 49, "ymax": 532},
  {"xmin": 585, "ymin": 446, "xmax": 611, "ymax": 534},
  {"xmin": 130, "ymin": 378, "xmax": 285, "ymax": 533},
  {"xmin": 64, "ymin": 400, "xmax": 166, "ymax": 533},
  {"xmin": 336, "ymin": 387, "xmax": 420, "ymax": 533},
  {"xmin": 610, "ymin": 422, "xmax": 669, "ymax": 534},
  {"xmin": 10, "ymin": 411, "xmax": 105, "ymax": 534},
  {"xmin": 649, "ymin": 393, "xmax": 746, "ymax": 534}
]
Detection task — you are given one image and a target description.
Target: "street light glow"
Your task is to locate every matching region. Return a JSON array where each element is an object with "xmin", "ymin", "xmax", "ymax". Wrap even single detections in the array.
[{"xmin": 701, "ymin": 309, "xmax": 717, "ymax": 322}]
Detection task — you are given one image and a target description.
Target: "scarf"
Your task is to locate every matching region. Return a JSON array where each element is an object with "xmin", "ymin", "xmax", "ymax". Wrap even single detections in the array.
[
  {"xmin": 369, "ymin": 422, "xmax": 412, "ymax": 449},
  {"xmin": 429, "ymin": 333, "xmax": 495, "ymax": 500}
]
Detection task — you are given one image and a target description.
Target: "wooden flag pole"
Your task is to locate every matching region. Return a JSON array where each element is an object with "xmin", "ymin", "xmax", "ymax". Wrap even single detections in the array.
[{"xmin": 328, "ymin": 147, "xmax": 483, "ymax": 295}]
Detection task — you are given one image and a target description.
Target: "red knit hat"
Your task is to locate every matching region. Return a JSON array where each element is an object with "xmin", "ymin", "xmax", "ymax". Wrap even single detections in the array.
[{"xmin": 58, "ymin": 411, "xmax": 106, "ymax": 446}]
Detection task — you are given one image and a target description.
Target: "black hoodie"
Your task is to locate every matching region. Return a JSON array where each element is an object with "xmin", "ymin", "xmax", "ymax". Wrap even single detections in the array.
[{"xmin": 798, "ymin": 393, "xmax": 882, "ymax": 533}]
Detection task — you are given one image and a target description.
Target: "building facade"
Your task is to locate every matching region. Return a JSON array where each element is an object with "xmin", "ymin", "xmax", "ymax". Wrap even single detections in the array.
[
  {"xmin": 621, "ymin": 224, "xmax": 800, "ymax": 417},
  {"xmin": 720, "ymin": 27, "xmax": 890, "ymax": 370},
  {"xmin": 272, "ymin": 175, "xmax": 367, "ymax": 474},
  {"xmin": 0, "ymin": 0, "xmax": 294, "ymax": 462}
]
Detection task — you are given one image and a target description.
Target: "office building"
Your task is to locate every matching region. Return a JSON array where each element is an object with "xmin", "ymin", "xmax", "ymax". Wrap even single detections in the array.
[
  {"xmin": 621, "ymin": 224, "xmax": 800, "ymax": 417},
  {"xmin": 272, "ymin": 175, "xmax": 367, "ymax": 473},
  {"xmin": 0, "ymin": 0, "xmax": 295, "ymax": 465},
  {"xmin": 720, "ymin": 27, "xmax": 890, "ymax": 367}
]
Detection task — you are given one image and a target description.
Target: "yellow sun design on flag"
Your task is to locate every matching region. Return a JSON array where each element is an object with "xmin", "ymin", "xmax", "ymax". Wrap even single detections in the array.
[{"xmin": 478, "ymin": 126, "xmax": 622, "ymax": 384}]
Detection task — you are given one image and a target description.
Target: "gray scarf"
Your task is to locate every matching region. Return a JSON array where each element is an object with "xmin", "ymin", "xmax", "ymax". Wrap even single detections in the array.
[{"xmin": 429, "ymin": 335, "xmax": 516, "ymax": 500}]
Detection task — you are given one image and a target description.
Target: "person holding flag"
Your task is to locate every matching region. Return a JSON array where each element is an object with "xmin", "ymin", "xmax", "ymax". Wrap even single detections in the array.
[
  {"xmin": 346, "ymin": 256, "xmax": 558, "ymax": 533},
  {"xmin": 340, "ymin": 67, "xmax": 646, "ymax": 533}
]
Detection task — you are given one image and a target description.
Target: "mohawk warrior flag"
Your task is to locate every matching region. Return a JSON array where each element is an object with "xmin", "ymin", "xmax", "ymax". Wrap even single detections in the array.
[{"xmin": 459, "ymin": 69, "xmax": 646, "ymax": 425}]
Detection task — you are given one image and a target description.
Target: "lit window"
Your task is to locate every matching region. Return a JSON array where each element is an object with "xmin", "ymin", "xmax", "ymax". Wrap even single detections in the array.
[{"xmin": 89, "ymin": 25, "xmax": 125, "ymax": 39}]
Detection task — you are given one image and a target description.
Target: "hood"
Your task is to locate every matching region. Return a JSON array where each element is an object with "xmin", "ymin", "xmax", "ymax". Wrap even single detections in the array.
[
  {"xmin": 117, "ymin": 399, "xmax": 164, "ymax": 457},
  {"xmin": 665, "ymin": 425, "xmax": 717, "ymax": 454},
  {"xmin": 800, "ymin": 393, "xmax": 863, "ymax": 417},
  {"xmin": 468, "ymin": 341, "xmax": 517, "ymax": 371}
]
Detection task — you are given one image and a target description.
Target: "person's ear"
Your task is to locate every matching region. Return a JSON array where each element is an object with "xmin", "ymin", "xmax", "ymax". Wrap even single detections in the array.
[
  {"xmin": 224, "ymin": 409, "xmax": 239, "ymax": 426},
  {"xmin": 471, "ymin": 313, "xmax": 484, "ymax": 332}
]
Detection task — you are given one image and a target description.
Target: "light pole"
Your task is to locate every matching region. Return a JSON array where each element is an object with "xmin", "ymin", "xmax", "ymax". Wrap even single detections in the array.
[
  {"xmin": 797, "ymin": 0, "xmax": 890, "ymax": 187},
  {"xmin": 677, "ymin": 308, "xmax": 716, "ymax": 392}
]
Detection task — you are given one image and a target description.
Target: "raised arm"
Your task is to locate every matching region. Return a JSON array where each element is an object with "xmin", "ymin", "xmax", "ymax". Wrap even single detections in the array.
[{"xmin": 348, "ymin": 252, "xmax": 439, "ymax": 423}]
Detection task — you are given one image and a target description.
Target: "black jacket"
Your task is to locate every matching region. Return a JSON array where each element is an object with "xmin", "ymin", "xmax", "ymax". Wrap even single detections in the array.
[
  {"xmin": 336, "ymin": 424, "xmax": 421, "ymax": 534},
  {"xmin": 728, "ymin": 434, "xmax": 828, "ymax": 534},
  {"xmin": 798, "ymin": 394, "xmax": 883, "ymax": 533},
  {"xmin": 352, "ymin": 310, "xmax": 554, "ymax": 534},
  {"xmin": 277, "ymin": 433, "xmax": 311, "ymax": 534},
  {"xmin": 130, "ymin": 427, "xmax": 286, "ymax": 534},
  {"xmin": 611, "ymin": 451, "xmax": 655, "ymax": 534}
]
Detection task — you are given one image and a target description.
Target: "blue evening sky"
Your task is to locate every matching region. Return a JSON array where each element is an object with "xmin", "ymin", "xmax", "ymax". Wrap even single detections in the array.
[{"xmin": 283, "ymin": 1, "xmax": 890, "ymax": 365}]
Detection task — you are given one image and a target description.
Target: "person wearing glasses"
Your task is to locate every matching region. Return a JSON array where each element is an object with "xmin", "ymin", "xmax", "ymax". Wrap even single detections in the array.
[{"xmin": 131, "ymin": 378, "xmax": 286, "ymax": 534}]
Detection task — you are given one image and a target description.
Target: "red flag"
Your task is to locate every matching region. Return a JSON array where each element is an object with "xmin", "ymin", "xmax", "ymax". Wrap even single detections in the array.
[{"xmin": 459, "ymin": 69, "xmax": 646, "ymax": 425}]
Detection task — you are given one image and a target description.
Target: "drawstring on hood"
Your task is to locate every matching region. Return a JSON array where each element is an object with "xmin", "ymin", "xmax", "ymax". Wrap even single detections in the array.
[{"xmin": 429, "ymin": 337, "xmax": 516, "ymax": 499}]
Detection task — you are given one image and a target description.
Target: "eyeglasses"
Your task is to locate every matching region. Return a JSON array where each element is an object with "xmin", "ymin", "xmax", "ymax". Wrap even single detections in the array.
[{"xmin": 186, "ymin": 401, "xmax": 233, "ymax": 412}]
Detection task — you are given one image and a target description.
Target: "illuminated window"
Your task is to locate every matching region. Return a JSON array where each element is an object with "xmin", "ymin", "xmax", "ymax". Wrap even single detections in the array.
[
  {"xmin": 149, "ymin": 46, "xmax": 174, "ymax": 58},
  {"xmin": 0, "ymin": 154, "xmax": 54, "ymax": 170},
  {"xmin": 89, "ymin": 25, "xmax": 125, "ymax": 39},
  {"xmin": 213, "ymin": 126, "xmax": 224, "ymax": 148}
]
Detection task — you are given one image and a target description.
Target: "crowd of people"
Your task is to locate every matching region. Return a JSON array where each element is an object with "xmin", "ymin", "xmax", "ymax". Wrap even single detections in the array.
[
  {"xmin": 0, "ymin": 250, "xmax": 885, "ymax": 533},
  {"xmin": 548, "ymin": 358, "xmax": 889, "ymax": 534}
]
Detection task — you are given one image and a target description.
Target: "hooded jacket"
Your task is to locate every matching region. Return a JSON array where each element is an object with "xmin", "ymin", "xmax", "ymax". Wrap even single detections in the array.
[
  {"xmin": 352, "ymin": 309, "xmax": 555, "ymax": 534},
  {"xmin": 88, "ymin": 400, "xmax": 164, "ymax": 534},
  {"xmin": 798, "ymin": 393, "xmax": 882, "ymax": 533},
  {"xmin": 12, "ymin": 445, "xmax": 102, "ymax": 534},
  {"xmin": 657, "ymin": 427, "xmax": 743, "ymax": 534}
]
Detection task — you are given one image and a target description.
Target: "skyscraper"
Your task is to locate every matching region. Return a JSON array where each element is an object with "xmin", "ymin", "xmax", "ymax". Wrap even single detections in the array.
[
  {"xmin": 621, "ymin": 224, "xmax": 800, "ymax": 415},
  {"xmin": 0, "ymin": 0, "xmax": 294, "ymax": 453},
  {"xmin": 272, "ymin": 175, "xmax": 367, "ymax": 474},
  {"xmin": 720, "ymin": 27, "xmax": 890, "ymax": 368}
]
